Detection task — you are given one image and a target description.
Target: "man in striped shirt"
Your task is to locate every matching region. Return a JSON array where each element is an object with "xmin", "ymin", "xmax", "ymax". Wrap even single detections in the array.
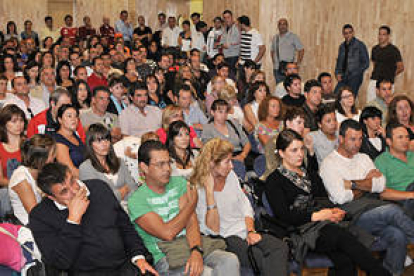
[{"xmin": 237, "ymin": 16, "xmax": 266, "ymax": 68}]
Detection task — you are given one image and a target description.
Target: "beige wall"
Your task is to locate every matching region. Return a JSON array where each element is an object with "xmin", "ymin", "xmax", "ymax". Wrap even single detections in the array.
[
  {"xmin": 204, "ymin": 0, "xmax": 414, "ymax": 103},
  {"xmin": 0, "ymin": 0, "xmax": 48, "ymax": 36}
]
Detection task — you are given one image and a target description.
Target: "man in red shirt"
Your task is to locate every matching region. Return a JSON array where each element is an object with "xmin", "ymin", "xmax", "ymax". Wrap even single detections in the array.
[
  {"xmin": 78, "ymin": 16, "xmax": 96, "ymax": 44},
  {"xmin": 87, "ymin": 56, "xmax": 108, "ymax": 92},
  {"xmin": 27, "ymin": 88, "xmax": 86, "ymax": 142},
  {"xmin": 60, "ymin": 14, "xmax": 77, "ymax": 46}
]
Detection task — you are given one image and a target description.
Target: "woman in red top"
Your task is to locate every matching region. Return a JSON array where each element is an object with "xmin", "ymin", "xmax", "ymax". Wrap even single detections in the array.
[
  {"xmin": 0, "ymin": 104, "xmax": 27, "ymax": 186},
  {"xmin": 156, "ymin": 105, "xmax": 202, "ymax": 149}
]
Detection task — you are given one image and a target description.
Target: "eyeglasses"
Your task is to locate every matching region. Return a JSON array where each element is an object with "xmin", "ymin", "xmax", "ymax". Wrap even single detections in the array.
[
  {"xmin": 94, "ymin": 133, "xmax": 111, "ymax": 142},
  {"xmin": 150, "ymin": 160, "xmax": 173, "ymax": 169}
]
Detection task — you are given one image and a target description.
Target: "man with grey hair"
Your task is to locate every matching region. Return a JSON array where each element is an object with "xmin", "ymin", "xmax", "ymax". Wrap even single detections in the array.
[
  {"xmin": 27, "ymin": 87, "xmax": 86, "ymax": 140},
  {"xmin": 271, "ymin": 18, "xmax": 304, "ymax": 84},
  {"xmin": 31, "ymin": 67, "xmax": 57, "ymax": 107}
]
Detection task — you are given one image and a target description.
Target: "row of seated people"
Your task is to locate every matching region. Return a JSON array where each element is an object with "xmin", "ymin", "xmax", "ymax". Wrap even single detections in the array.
[{"xmin": 2, "ymin": 95, "xmax": 414, "ymax": 275}]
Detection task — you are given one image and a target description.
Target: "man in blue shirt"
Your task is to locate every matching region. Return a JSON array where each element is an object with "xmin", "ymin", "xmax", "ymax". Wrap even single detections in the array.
[{"xmin": 115, "ymin": 10, "xmax": 133, "ymax": 47}]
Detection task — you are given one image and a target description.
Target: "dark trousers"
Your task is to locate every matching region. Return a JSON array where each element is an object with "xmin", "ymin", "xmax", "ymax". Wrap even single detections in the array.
[
  {"xmin": 225, "ymin": 234, "xmax": 289, "ymax": 276},
  {"xmin": 68, "ymin": 261, "xmax": 142, "ymax": 276},
  {"xmin": 314, "ymin": 224, "xmax": 390, "ymax": 276},
  {"xmin": 225, "ymin": 56, "xmax": 239, "ymax": 76},
  {"xmin": 334, "ymin": 74, "xmax": 364, "ymax": 97}
]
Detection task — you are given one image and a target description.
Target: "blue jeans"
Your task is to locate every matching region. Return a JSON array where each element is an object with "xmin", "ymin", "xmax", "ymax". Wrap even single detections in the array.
[
  {"xmin": 0, "ymin": 188, "xmax": 11, "ymax": 218},
  {"xmin": 155, "ymin": 249, "xmax": 240, "ymax": 276},
  {"xmin": 232, "ymin": 160, "xmax": 246, "ymax": 181},
  {"xmin": 356, "ymin": 204, "xmax": 414, "ymax": 275},
  {"xmin": 273, "ymin": 69, "xmax": 285, "ymax": 85},
  {"xmin": 334, "ymin": 74, "xmax": 364, "ymax": 97}
]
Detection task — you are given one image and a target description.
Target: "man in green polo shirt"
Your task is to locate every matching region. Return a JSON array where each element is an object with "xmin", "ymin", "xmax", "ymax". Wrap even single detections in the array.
[
  {"xmin": 376, "ymin": 123, "xmax": 414, "ymax": 191},
  {"xmin": 375, "ymin": 123, "xmax": 414, "ymax": 215},
  {"xmin": 128, "ymin": 140, "xmax": 239, "ymax": 276}
]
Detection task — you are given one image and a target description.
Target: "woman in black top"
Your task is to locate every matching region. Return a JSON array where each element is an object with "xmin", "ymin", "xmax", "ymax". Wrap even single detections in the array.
[
  {"xmin": 359, "ymin": 106, "xmax": 386, "ymax": 160},
  {"xmin": 265, "ymin": 130, "xmax": 390, "ymax": 276}
]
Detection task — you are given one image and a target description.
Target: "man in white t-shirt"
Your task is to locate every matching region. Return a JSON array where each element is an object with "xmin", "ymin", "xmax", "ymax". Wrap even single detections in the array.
[
  {"xmin": 161, "ymin": 16, "xmax": 181, "ymax": 48},
  {"xmin": 237, "ymin": 15, "xmax": 265, "ymax": 68}
]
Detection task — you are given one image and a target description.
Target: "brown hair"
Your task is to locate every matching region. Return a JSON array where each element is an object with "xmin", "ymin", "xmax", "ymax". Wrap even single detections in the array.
[
  {"xmin": 21, "ymin": 134, "xmax": 56, "ymax": 170},
  {"xmin": 258, "ymin": 96, "xmax": 283, "ymax": 121},
  {"xmin": 0, "ymin": 104, "xmax": 27, "ymax": 143},
  {"xmin": 387, "ymin": 94, "xmax": 414, "ymax": 125}
]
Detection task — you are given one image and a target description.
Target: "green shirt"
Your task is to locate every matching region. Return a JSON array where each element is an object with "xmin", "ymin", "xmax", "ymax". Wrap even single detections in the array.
[
  {"xmin": 375, "ymin": 151, "xmax": 414, "ymax": 191},
  {"xmin": 128, "ymin": 176, "xmax": 187, "ymax": 263}
]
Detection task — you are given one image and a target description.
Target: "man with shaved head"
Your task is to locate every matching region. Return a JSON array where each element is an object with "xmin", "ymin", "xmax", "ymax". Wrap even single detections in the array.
[{"xmin": 271, "ymin": 18, "xmax": 304, "ymax": 84}]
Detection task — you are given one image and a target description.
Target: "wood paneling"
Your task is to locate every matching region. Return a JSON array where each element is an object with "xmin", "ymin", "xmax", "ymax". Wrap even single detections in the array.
[
  {"xmin": 75, "ymin": 0, "xmax": 129, "ymax": 31},
  {"xmin": 205, "ymin": 0, "xmax": 414, "ymax": 104},
  {"xmin": 0, "ymin": 0, "xmax": 48, "ymax": 37},
  {"xmin": 48, "ymin": 0, "xmax": 73, "ymax": 29}
]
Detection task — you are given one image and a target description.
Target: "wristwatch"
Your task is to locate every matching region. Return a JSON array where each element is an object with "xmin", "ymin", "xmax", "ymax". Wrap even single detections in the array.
[
  {"xmin": 190, "ymin": 245, "xmax": 204, "ymax": 256},
  {"xmin": 351, "ymin": 181, "xmax": 358, "ymax": 190}
]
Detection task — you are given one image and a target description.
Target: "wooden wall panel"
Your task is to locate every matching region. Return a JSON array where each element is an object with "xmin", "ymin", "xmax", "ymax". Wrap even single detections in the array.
[
  {"xmin": 0, "ymin": 0, "xmax": 48, "ymax": 37},
  {"xmin": 258, "ymin": 0, "xmax": 414, "ymax": 103},
  {"xmin": 75, "ymin": 0, "xmax": 129, "ymax": 31},
  {"xmin": 202, "ymin": 0, "xmax": 259, "ymax": 27},
  {"xmin": 205, "ymin": 0, "xmax": 414, "ymax": 104}
]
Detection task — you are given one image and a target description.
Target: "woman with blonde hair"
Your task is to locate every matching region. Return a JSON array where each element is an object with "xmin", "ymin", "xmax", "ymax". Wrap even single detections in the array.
[
  {"xmin": 156, "ymin": 105, "xmax": 202, "ymax": 148},
  {"xmin": 206, "ymin": 76, "xmax": 226, "ymax": 114},
  {"xmin": 191, "ymin": 138, "xmax": 289, "ymax": 276},
  {"xmin": 218, "ymin": 85, "xmax": 246, "ymax": 127}
]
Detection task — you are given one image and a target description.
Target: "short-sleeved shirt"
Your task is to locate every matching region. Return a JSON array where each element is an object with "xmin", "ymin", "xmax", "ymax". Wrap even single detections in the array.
[
  {"xmin": 9, "ymin": 166, "xmax": 41, "ymax": 225},
  {"xmin": 271, "ymin": 32, "xmax": 304, "ymax": 68},
  {"xmin": 375, "ymin": 151, "xmax": 414, "ymax": 191},
  {"xmin": 282, "ymin": 94, "xmax": 305, "ymax": 108},
  {"xmin": 371, "ymin": 44, "xmax": 402, "ymax": 82},
  {"xmin": 240, "ymin": 28, "xmax": 264, "ymax": 64},
  {"xmin": 80, "ymin": 108, "xmax": 119, "ymax": 130},
  {"xmin": 128, "ymin": 176, "xmax": 187, "ymax": 263},
  {"xmin": 255, "ymin": 122, "xmax": 283, "ymax": 154}
]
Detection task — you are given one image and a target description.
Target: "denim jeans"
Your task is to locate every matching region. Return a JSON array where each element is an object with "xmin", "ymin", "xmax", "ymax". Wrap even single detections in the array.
[
  {"xmin": 356, "ymin": 204, "xmax": 414, "ymax": 275},
  {"xmin": 273, "ymin": 69, "xmax": 285, "ymax": 85},
  {"xmin": 334, "ymin": 74, "xmax": 364, "ymax": 97},
  {"xmin": 155, "ymin": 249, "xmax": 240, "ymax": 276},
  {"xmin": 0, "ymin": 188, "xmax": 12, "ymax": 218}
]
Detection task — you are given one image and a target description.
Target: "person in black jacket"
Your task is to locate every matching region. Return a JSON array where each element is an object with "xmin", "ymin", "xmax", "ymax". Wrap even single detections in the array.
[
  {"xmin": 359, "ymin": 106, "xmax": 386, "ymax": 160},
  {"xmin": 29, "ymin": 162, "xmax": 158, "ymax": 276},
  {"xmin": 265, "ymin": 130, "xmax": 390, "ymax": 276}
]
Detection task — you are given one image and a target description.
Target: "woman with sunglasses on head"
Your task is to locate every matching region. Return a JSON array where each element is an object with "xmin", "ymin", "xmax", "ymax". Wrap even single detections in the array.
[
  {"xmin": 8, "ymin": 134, "xmax": 56, "ymax": 225},
  {"xmin": 79, "ymin": 123, "xmax": 137, "ymax": 201}
]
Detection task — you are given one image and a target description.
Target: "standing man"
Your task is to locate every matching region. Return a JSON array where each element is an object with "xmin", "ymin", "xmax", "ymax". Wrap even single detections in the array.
[
  {"xmin": 366, "ymin": 25, "xmax": 404, "ymax": 103},
  {"xmin": 115, "ymin": 10, "xmax": 133, "ymax": 47},
  {"xmin": 100, "ymin": 16, "xmax": 115, "ymax": 46},
  {"xmin": 334, "ymin": 24, "xmax": 369, "ymax": 97},
  {"xmin": 161, "ymin": 16, "xmax": 181, "ymax": 48},
  {"xmin": 40, "ymin": 16, "xmax": 59, "ymax": 42},
  {"xmin": 60, "ymin": 15, "xmax": 77, "ymax": 46},
  {"xmin": 271, "ymin": 18, "xmax": 304, "ymax": 84},
  {"xmin": 237, "ymin": 16, "xmax": 266, "ymax": 68},
  {"xmin": 221, "ymin": 10, "xmax": 240, "ymax": 75},
  {"xmin": 78, "ymin": 16, "xmax": 96, "ymax": 44}
]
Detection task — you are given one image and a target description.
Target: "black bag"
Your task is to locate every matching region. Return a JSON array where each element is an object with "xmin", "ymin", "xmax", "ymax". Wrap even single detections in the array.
[{"xmin": 25, "ymin": 260, "xmax": 47, "ymax": 276}]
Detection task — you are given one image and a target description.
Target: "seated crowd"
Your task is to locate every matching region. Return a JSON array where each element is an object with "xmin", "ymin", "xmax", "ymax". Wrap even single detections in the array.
[{"xmin": 0, "ymin": 8, "xmax": 413, "ymax": 276}]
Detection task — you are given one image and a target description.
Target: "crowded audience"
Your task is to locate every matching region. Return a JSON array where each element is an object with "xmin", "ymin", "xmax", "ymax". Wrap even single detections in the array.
[{"xmin": 0, "ymin": 8, "xmax": 412, "ymax": 276}]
